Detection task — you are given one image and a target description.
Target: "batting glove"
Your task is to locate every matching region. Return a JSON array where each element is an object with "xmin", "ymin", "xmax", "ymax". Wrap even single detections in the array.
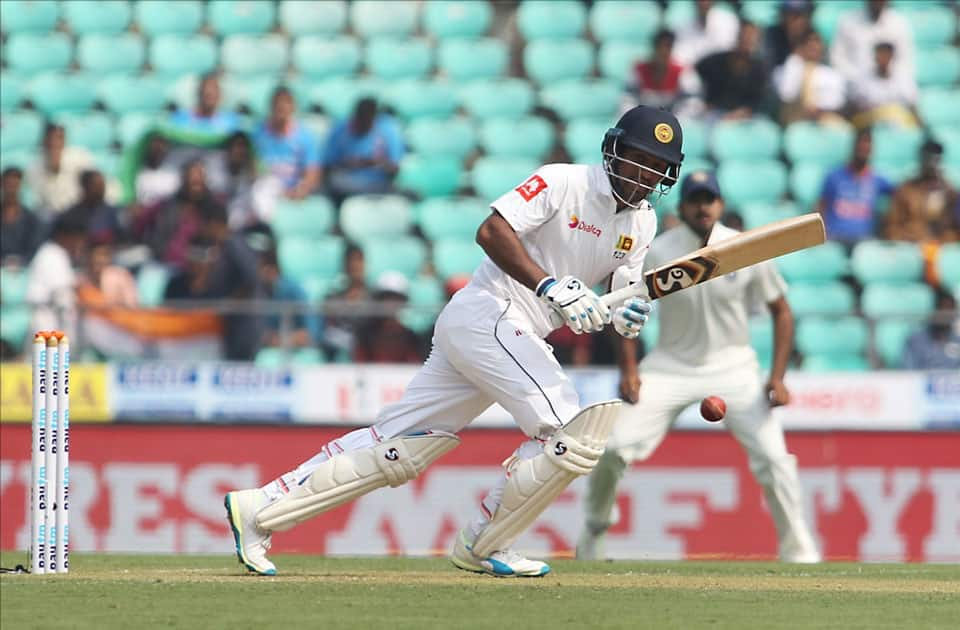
[
  {"xmin": 537, "ymin": 275, "xmax": 610, "ymax": 334},
  {"xmin": 612, "ymin": 297, "xmax": 651, "ymax": 339}
]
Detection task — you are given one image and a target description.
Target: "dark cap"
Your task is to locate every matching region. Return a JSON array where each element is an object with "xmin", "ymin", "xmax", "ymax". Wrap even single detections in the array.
[
  {"xmin": 781, "ymin": 0, "xmax": 812, "ymax": 13},
  {"xmin": 680, "ymin": 170, "xmax": 721, "ymax": 200}
]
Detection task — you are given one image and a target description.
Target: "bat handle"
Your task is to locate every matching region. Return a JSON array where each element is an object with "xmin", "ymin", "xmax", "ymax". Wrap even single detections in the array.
[{"xmin": 546, "ymin": 284, "xmax": 646, "ymax": 329}]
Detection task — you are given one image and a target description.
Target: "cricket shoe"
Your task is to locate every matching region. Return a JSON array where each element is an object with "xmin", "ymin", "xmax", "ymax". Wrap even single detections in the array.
[
  {"xmin": 781, "ymin": 551, "xmax": 822, "ymax": 564},
  {"xmin": 225, "ymin": 489, "xmax": 277, "ymax": 576},
  {"xmin": 450, "ymin": 530, "xmax": 550, "ymax": 577},
  {"xmin": 574, "ymin": 527, "xmax": 605, "ymax": 561}
]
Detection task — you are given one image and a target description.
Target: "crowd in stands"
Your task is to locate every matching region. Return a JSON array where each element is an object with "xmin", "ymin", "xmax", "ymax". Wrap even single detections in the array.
[{"xmin": 1, "ymin": 0, "xmax": 958, "ymax": 371}]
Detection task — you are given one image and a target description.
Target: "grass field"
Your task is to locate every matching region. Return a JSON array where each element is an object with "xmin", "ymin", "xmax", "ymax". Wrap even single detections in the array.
[{"xmin": 2, "ymin": 553, "xmax": 958, "ymax": 629}]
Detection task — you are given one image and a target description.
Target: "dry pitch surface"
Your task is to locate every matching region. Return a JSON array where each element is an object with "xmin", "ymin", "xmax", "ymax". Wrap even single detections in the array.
[{"xmin": 2, "ymin": 553, "xmax": 958, "ymax": 629}]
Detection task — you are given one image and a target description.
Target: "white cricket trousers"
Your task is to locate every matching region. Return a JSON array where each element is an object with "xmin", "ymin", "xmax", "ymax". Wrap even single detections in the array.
[
  {"xmin": 584, "ymin": 359, "xmax": 820, "ymax": 561},
  {"xmin": 263, "ymin": 288, "xmax": 582, "ymax": 544}
]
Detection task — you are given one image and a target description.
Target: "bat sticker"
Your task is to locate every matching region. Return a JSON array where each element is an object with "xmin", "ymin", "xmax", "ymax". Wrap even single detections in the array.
[{"xmin": 646, "ymin": 255, "xmax": 720, "ymax": 298}]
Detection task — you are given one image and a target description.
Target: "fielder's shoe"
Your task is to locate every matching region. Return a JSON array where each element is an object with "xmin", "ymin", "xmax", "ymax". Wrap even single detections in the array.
[
  {"xmin": 225, "ymin": 489, "xmax": 276, "ymax": 576},
  {"xmin": 781, "ymin": 551, "xmax": 822, "ymax": 564},
  {"xmin": 450, "ymin": 530, "xmax": 550, "ymax": 577}
]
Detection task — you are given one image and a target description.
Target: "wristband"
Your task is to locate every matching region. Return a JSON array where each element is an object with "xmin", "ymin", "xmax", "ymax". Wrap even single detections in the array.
[{"xmin": 535, "ymin": 276, "xmax": 557, "ymax": 297}]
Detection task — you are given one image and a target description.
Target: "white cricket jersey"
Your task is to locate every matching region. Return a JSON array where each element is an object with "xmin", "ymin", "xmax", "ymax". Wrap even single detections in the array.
[
  {"xmin": 466, "ymin": 163, "xmax": 658, "ymax": 338},
  {"xmin": 643, "ymin": 221, "xmax": 787, "ymax": 374}
]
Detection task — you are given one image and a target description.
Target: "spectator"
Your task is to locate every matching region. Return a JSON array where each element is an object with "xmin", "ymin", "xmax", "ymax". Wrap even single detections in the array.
[
  {"xmin": 323, "ymin": 98, "xmax": 404, "ymax": 206},
  {"xmin": 255, "ymin": 243, "xmax": 320, "ymax": 350},
  {"xmin": 831, "ymin": 0, "xmax": 915, "ymax": 87},
  {"xmin": 902, "ymin": 289, "xmax": 960, "ymax": 370},
  {"xmin": 695, "ymin": 21, "xmax": 769, "ymax": 121},
  {"xmin": 672, "ymin": 0, "xmax": 739, "ymax": 67},
  {"xmin": 135, "ymin": 134, "xmax": 180, "ymax": 209},
  {"xmin": 764, "ymin": 0, "xmax": 813, "ymax": 69},
  {"xmin": 168, "ymin": 73, "xmax": 241, "ymax": 136},
  {"xmin": 206, "ymin": 131, "xmax": 263, "ymax": 229},
  {"xmin": 850, "ymin": 42, "xmax": 919, "ymax": 129},
  {"xmin": 79, "ymin": 240, "xmax": 139, "ymax": 308},
  {"xmin": 67, "ymin": 170, "xmax": 124, "ymax": 245},
  {"xmin": 628, "ymin": 29, "xmax": 689, "ymax": 110},
  {"xmin": 322, "ymin": 243, "xmax": 371, "ymax": 358},
  {"xmin": 774, "ymin": 29, "xmax": 847, "ymax": 125},
  {"xmin": 26, "ymin": 122, "xmax": 94, "ymax": 219},
  {"xmin": 253, "ymin": 86, "xmax": 322, "ymax": 201},
  {"xmin": 353, "ymin": 271, "xmax": 423, "ymax": 363},
  {"xmin": 1, "ymin": 166, "xmax": 45, "ymax": 265},
  {"xmin": 26, "ymin": 209, "xmax": 87, "ymax": 334},
  {"xmin": 723, "ymin": 210, "xmax": 745, "ymax": 231},
  {"xmin": 885, "ymin": 140, "xmax": 959, "ymax": 243},
  {"xmin": 816, "ymin": 128, "xmax": 894, "ymax": 245}
]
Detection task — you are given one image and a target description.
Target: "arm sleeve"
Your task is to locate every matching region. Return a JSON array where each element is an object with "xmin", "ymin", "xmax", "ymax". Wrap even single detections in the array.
[{"xmin": 489, "ymin": 166, "xmax": 565, "ymax": 236}]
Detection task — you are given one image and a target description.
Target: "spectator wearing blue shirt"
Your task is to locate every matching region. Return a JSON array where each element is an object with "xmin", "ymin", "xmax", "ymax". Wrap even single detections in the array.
[
  {"xmin": 169, "ymin": 73, "xmax": 241, "ymax": 136},
  {"xmin": 323, "ymin": 98, "xmax": 404, "ymax": 206},
  {"xmin": 252, "ymin": 86, "xmax": 322, "ymax": 201},
  {"xmin": 816, "ymin": 128, "xmax": 894, "ymax": 244},
  {"xmin": 902, "ymin": 289, "xmax": 960, "ymax": 370},
  {"xmin": 254, "ymin": 242, "xmax": 321, "ymax": 350}
]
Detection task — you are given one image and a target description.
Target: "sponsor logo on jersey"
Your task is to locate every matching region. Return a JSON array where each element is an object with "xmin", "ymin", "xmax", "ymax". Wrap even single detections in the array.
[
  {"xmin": 515, "ymin": 174, "xmax": 548, "ymax": 201},
  {"xmin": 567, "ymin": 214, "xmax": 602, "ymax": 238},
  {"xmin": 615, "ymin": 234, "xmax": 634, "ymax": 251}
]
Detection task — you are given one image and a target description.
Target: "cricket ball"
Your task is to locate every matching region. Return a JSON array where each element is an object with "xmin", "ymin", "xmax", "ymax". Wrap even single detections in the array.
[{"xmin": 700, "ymin": 396, "xmax": 726, "ymax": 422}]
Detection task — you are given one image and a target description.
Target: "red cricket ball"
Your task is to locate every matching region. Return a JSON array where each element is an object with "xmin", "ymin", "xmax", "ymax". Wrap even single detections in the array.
[{"xmin": 700, "ymin": 396, "xmax": 726, "ymax": 422}]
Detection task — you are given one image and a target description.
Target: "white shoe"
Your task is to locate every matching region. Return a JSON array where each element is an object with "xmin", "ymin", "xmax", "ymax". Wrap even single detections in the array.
[
  {"xmin": 225, "ymin": 489, "xmax": 277, "ymax": 576},
  {"xmin": 575, "ymin": 527, "xmax": 605, "ymax": 560},
  {"xmin": 450, "ymin": 530, "xmax": 550, "ymax": 577},
  {"xmin": 781, "ymin": 551, "xmax": 822, "ymax": 564}
]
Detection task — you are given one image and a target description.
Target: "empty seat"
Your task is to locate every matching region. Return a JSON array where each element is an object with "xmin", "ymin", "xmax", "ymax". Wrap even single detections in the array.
[
  {"xmin": 903, "ymin": 5, "xmax": 956, "ymax": 49},
  {"xmin": 564, "ymin": 119, "xmax": 608, "ymax": 164},
  {"xmin": 597, "ymin": 41, "xmax": 651, "ymax": 81},
  {"xmin": 540, "ymin": 79, "xmax": 620, "ymax": 121},
  {"xmin": 788, "ymin": 282, "xmax": 855, "ymax": 317},
  {"xmin": 524, "ymin": 39, "xmax": 594, "ymax": 85},
  {"xmin": 28, "ymin": 73, "xmax": 99, "ymax": 115},
  {"xmin": 293, "ymin": 36, "xmax": 361, "ymax": 79},
  {"xmin": 396, "ymin": 155, "xmax": 463, "ymax": 198},
  {"xmin": 136, "ymin": 0, "xmax": 204, "ymax": 35},
  {"xmin": 0, "ymin": 151, "xmax": 37, "ymax": 171},
  {"xmin": 777, "ymin": 241, "xmax": 848, "ymax": 284},
  {"xmin": 63, "ymin": 0, "xmax": 131, "ymax": 34},
  {"xmin": 117, "ymin": 112, "xmax": 160, "ymax": 147},
  {"xmin": 77, "ymin": 33, "xmax": 145, "ymax": 74},
  {"xmin": 365, "ymin": 38, "xmax": 433, "ymax": 80},
  {"xmin": 362, "ymin": 236, "xmax": 427, "ymax": 282},
  {"xmin": 150, "ymin": 34, "xmax": 218, "ymax": 77},
  {"xmin": 6, "ymin": 33, "xmax": 72, "ymax": 73},
  {"xmin": 679, "ymin": 118, "xmax": 709, "ymax": 160},
  {"xmin": 1, "ymin": 110, "xmax": 43, "ymax": 152},
  {"xmin": 99, "ymin": 75, "xmax": 171, "ymax": 114},
  {"xmin": 471, "ymin": 157, "xmax": 541, "ymax": 201},
  {"xmin": 279, "ymin": 0, "xmax": 347, "ymax": 35},
  {"xmin": 480, "ymin": 117, "xmax": 555, "ymax": 160},
  {"xmin": 1, "ymin": 0, "xmax": 58, "ymax": 33},
  {"xmin": 802, "ymin": 353, "xmax": 870, "ymax": 372},
  {"xmin": 740, "ymin": 201, "xmax": 800, "ymax": 229},
  {"xmin": 433, "ymin": 238, "xmax": 487, "ymax": 280},
  {"xmin": 919, "ymin": 88, "xmax": 960, "ymax": 128},
  {"xmin": 518, "ymin": 0, "xmax": 587, "ymax": 40},
  {"xmin": 851, "ymin": 240, "xmax": 924, "ymax": 285},
  {"xmin": 783, "ymin": 121, "xmax": 854, "ymax": 166},
  {"xmin": 136, "ymin": 264, "xmax": 170, "ymax": 307},
  {"xmin": 222, "ymin": 35, "xmax": 288, "ymax": 77},
  {"xmin": 417, "ymin": 197, "xmax": 490, "ymax": 241},
  {"xmin": 0, "ymin": 306, "xmax": 31, "ymax": 350},
  {"xmin": 916, "ymin": 47, "xmax": 960, "ymax": 87},
  {"xmin": 717, "ymin": 160, "xmax": 787, "ymax": 207},
  {"xmin": 340, "ymin": 194, "xmax": 414, "ymax": 241},
  {"xmin": 54, "ymin": 112, "xmax": 114, "ymax": 151},
  {"xmin": 207, "ymin": 0, "xmax": 275, "ymax": 35},
  {"xmin": 812, "ymin": 1, "xmax": 860, "ymax": 44},
  {"xmin": 350, "ymin": 0, "xmax": 419, "ymax": 38},
  {"xmin": 400, "ymin": 275, "xmax": 446, "ymax": 334},
  {"xmin": 279, "ymin": 236, "xmax": 346, "ymax": 282},
  {"xmin": 405, "ymin": 117, "xmax": 477, "ymax": 159},
  {"xmin": 749, "ymin": 316, "xmax": 773, "ymax": 363},
  {"xmin": 438, "ymin": 38, "xmax": 508, "ymax": 81},
  {"xmin": 797, "ymin": 315, "xmax": 868, "ymax": 356},
  {"xmin": 270, "ymin": 197, "xmax": 335, "ymax": 239},
  {"xmin": 0, "ymin": 73, "xmax": 24, "ymax": 112},
  {"xmin": 383, "ymin": 80, "xmax": 458, "ymax": 120},
  {"xmin": 875, "ymin": 319, "xmax": 923, "ymax": 368},
  {"xmin": 789, "ymin": 162, "xmax": 828, "ymax": 210},
  {"xmin": 458, "ymin": 79, "xmax": 535, "ymax": 120},
  {"xmin": 712, "ymin": 118, "xmax": 781, "ymax": 161},
  {"xmin": 861, "ymin": 282, "xmax": 935, "ymax": 319},
  {"xmin": 309, "ymin": 77, "xmax": 383, "ymax": 120},
  {"xmin": 0, "ymin": 267, "xmax": 30, "ymax": 304},
  {"xmin": 938, "ymin": 243, "xmax": 960, "ymax": 287},
  {"xmin": 589, "ymin": 1, "xmax": 661, "ymax": 41},
  {"xmin": 873, "ymin": 126, "xmax": 924, "ymax": 164},
  {"xmin": 740, "ymin": 0, "xmax": 780, "ymax": 27},
  {"xmin": 423, "ymin": 1, "xmax": 492, "ymax": 38}
]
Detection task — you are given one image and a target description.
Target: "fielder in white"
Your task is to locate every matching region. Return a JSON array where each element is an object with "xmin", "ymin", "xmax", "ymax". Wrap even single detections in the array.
[
  {"xmin": 224, "ymin": 106, "xmax": 683, "ymax": 576},
  {"xmin": 577, "ymin": 171, "xmax": 822, "ymax": 563}
]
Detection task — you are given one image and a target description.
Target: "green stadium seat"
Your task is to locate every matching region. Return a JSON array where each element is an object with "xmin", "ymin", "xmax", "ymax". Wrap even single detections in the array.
[
  {"xmin": 938, "ymin": 243, "xmax": 960, "ymax": 287},
  {"xmin": 77, "ymin": 33, "xmax": 145, "ymax": 74},
  {"xmin": 589, "ymin": 1, "xmax": 661, "ymax": 41},
  {"xmin": 811, "ymin": 0, "xmax": 861, "ymax": 44},
  {"xmin": 597, "ymin": 41, "xmax": 651, "ymax": 81},
  {"xmin": 98, "ymin": 75, "xmax": 170, "ymax": 114},
  {"xmin": 0, "ymin": 0, "xmax": 59, "ymax": 33},
  {"xmin": 28, "ymin": 73, "xmax": 99, "ymax": 115},
  {"xmin": 255, "ymin": 347, "xmax": 286, "ymax": 367},
  {"xmin": 423, "ymin": 1, "xmax": 492, "ymax": 39},
  {"xmin": 401, "ymin": 274, "xmax": 446, "ymax": 333},
  {"xmin": 655, "ymin": 158, "xmax": 713, "ymax": 215},
  {"xmin": 117, "ymin": 113, "xmax": 159, "ymax": 147},
  {"xmin": 292, "ymin": 347, "xmax": 326, "ymax": 365},
  {"xmin": 916, "ymin": 47, "xmax": 960, "ymax": 88},
  {"xmin": 788, "ymin": 282, "xmax": 855, "ymax": 317},
  {"xmin": 872, "ymin": 126, "xmax": 924, "ymax": 165},
  {"xmin": 0, "ymin": 306, "xmax": 30, "ymax": 350},
  {"xmin": 350, "ymin": 0, "xmax": 419, "ymax": 38},
  {"xmin": 438, "ymin": 38, "xmax": 508, "ymax": 81},
  {"xmin": 740, "ymin": 0, "xmax": 780, "ymax": 27},
  {"xmin": 0, "ymin": 151, "xmax": 36, "ymax": 171},
  {"xmin": 740, "ymin": 201, "xmax": 801, "ymax": 229},
  {"xmin": 0, "ymin": 267, "xmax": 30, "ymax": 304},
  {"xmin": 712, "ymin": 118, "xmax": 781, "ymax": 161},
  {"xmin": 797, "ymin": 315, "xmax": 868, "ymax": 356},
  {"xmin": 904, "ymin": 6, "xmax": 957, "ymax": 49},
  {"xmin": 851, "ymin": 240, "xmax": 924, "ymax": 285},
  {"xmin": 564, "ymin": 119, "xmax": 608, "ymax": 164},
  {"xmin": 309, "ymin": 77, "xmax": 383, "ymax": 120},
  {"xmin": 6, "ymin": 33, "xmax": 72, "ymax": 73},
  {"xmin": 2, "ymin": 110, "xmax": 43, "ymax": 152},
  {"xmin": 540, "ymin": 79, "xmax": 620, "ymax": 121},
  {"xmin": 293, "ymin": 36, "xmax": 361, "ymax": 80},
  {"xmin": 383, "ymin": 80, "xmax": 459, "ymax": 120},
  {"xmin": 207, "ymin": 0, "xmax": 275, "ymax": 35},
  {"xmin": 783, "ymin": 122, "xmax": 854, "ymax": 166},
  {"xmin": 365, "ymin": 38, "xmax": 433, "ymax": 80},
  {"xmin": 749, "ymin": 316, "xmax": 773, "ymax": 363},
  {"xmin": 802, "ymin": 353, "xmax": 870, "ymax": 372},
  {"xmin": 362, "ymin": 236, "xmax": 427, "ymax": 282},
  {"xmin": 862, "ymin": 282, "xmax": 935, "ymax": 319},
  {"xmin": 279, "ymin": 0, "xmax": 347, "ymax": 35},
  {"xmin": 396, "ymin": 155, "xmax": 463, "ymax": 198},
  {"xmin": 518, "ymin": 0, "xmax": 586, "ymax": 40},
  {"xmin": 776, "ymin": 241, "xmax": 848, "ymax": 284},
  {"xmin": 417, "ymin": 197, "xmax": 490, "ymax": 241},
  {"xmin": 222, "ymin": 35, "xmax": 289, "ymax": 77},
  {"xmin": 150, "ymin": 35, "xmax": 218, "ymax": 78},
  {"xmin": 271, "ymin": 197, "xmax": 335, "ymax": 239},
  {"xmin": 679, "ymin": 118, "xmax": 708, "ymax": 160},
  {"xmin": 458, "ymin": 79, "xmax": 535, "ymax": 120},
  {"xmin": 523, "ymin": 39, "xmax": 594, "ymax": 85},
  {"xmin": 480, "ymin": 117, "xmax": 555, "ymax": 160},
  {"xmin": 471, "ymin": 157, "xmax": 540, "ymax": 201},
  {"xmin": 665, "ymin": 1, "xmax": 738, "ymax": 29},
  {"xmin": 406, "ymin": 117, "xmax": 477, "ymax": 159},
  {"xmin": 300, "ymin": 276, "xmax": 337, "ymax": 303},
  {"xmin": 789, "ymin": 162, "xmax": 828, "ymax": 210},
  {"xmin": 135, "ymin": 264, "xmax": 170, "ymax": 307},
  {"xmin": 934, "ymin": 125, "xmax": 960, "ymax": 165},
  {"xmin": 136, "ymin": 1, "xmax": 204, "ymax": 35},
  {"xmin": 0, "ymin": 74, "xmax": 24, "ymax": 112},
  {"xmin": 717, "ymin": 160, "xmax": 787, "ymax": 207},
  {"xmin": 340, "ymin": 194, "xmax": 414, "ymax": 241},
  {"xmin": 279, "ymin": 236, "xmax": 346, "ymax": 283},
  {"xmin": 54, "ymin": 112, "xmax": 114, "ymax": 152},
  {"xmin": 875, "ymin": 319, "xmax": 923, "ymax": 368},
  {"xmin": 433, "ymin": 238, "xmax": 487, "ymax": 280},
  {"xmin": 63, "ymin": 0, "xmax": 131, "ymax": 35}
]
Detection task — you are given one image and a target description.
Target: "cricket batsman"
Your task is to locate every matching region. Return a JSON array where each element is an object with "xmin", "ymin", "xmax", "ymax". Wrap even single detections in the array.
[{"xmin": 225, "ymin": 106, "xmax": 684, "ymax": 577}]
